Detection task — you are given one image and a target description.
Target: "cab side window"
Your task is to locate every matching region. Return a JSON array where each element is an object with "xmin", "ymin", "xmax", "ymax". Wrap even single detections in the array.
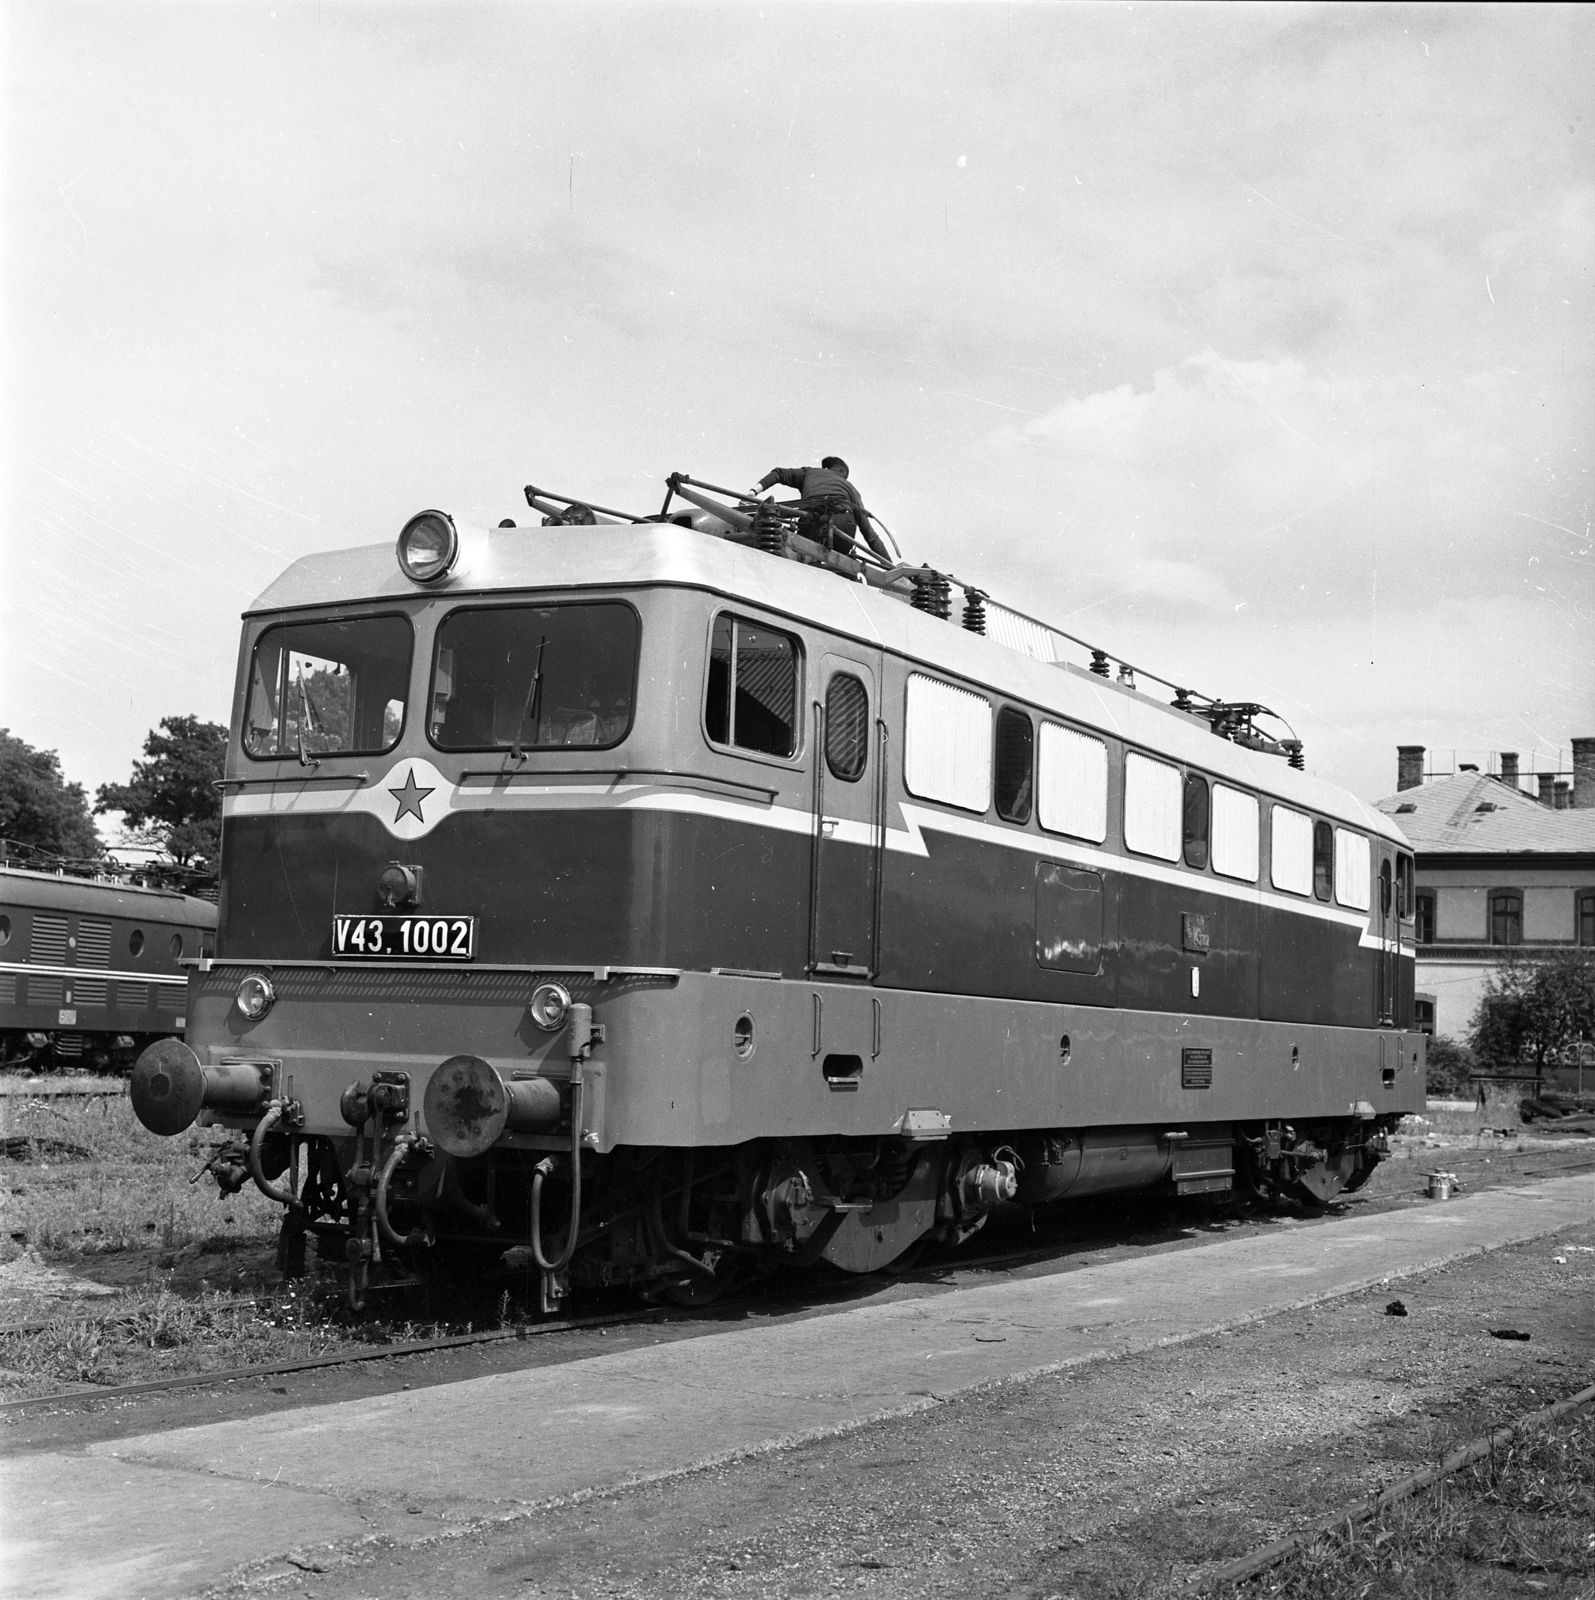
[{"xmin": 706, "ymin": 615, "xmax": 801, "ymax": 759}]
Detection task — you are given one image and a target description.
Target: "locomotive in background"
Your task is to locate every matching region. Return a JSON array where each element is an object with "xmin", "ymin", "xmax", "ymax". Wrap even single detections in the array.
[
  {"xmin": 1, "ymin": 865, "xmax": 216, "ymax": 1073},
  {"xmin": 130, "ymin": 474, "xmax": 1423, "ymax": 1308}
]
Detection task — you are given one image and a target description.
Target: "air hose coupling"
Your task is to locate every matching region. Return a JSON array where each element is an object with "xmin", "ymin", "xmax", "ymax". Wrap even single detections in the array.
[
  {"xmin": 375, "ymin": 1132, "xmax": 436, "ymax": 1249},
  {"xmin": 248, "ymin": 1098, "xmax": 304, "ymax": 1207}
]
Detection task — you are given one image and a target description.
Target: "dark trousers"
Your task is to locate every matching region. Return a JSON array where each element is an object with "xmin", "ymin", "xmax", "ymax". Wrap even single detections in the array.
[{"xmin": 795, "ymin": 495, "xmax": 857, "ymax": 554}]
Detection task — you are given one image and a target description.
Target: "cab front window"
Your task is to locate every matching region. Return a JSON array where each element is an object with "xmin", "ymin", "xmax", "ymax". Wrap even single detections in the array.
[
  {"xmin": 429, "ymin": 601, "xmax": 640, "ymax": 751},
  {"xmin": 245, "ymin": 615, "xmax": 412, "ymax": 759}
]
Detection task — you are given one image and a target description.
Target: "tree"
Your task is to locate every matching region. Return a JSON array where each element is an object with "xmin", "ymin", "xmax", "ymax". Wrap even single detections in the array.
[
  {"xmin": 1423, "ymin": 1035, "xmax": 1478, "ymax": 1096},
  {"xmin": 1469, "ymin": 949, "xmax": 1595, "ymax": 1072},
  {"xmin": 0, "ymin": 730, "xmax": 103, "ymax": 862},
  {"xmin": 95, "ymin": 716, "xmax": 227, "ymax": 870}
]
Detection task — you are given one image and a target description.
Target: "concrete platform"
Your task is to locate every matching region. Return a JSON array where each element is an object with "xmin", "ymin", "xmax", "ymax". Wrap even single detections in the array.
[{"xmin": 2, "ymin": 1172, "xmax": 1590, "ymax": 1600}]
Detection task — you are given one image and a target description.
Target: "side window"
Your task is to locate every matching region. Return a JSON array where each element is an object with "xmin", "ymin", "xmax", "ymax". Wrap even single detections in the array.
[
  {"xmin": 1334, "ymin": 828, "xmax": 1372, "ymax": 912},
  {"xmin": 706, "ymin": 614, "xmax": 801, "ymax": 759},
  {"xmin": 1211, "ymin": 784, "xmax": 1259, "ymax": 881},
  {"xmin": 1490, "ymin": 890, "xmax": 1522, "ymax": 946},
  {"xmin": 1037, "ymin": 723, "xmax": 1108, "ymax": 843},
  {"xmin": 1312, "ymin": 820, "xmax": 1334, "ymax": 901},
  {"xmin": 1270, "ymin": 806, "xmax": 1313, "ymax": 896},
  {"xmin": 903, "ymin": 674, "xmax": 992, "ymax": 812},
  {"xmin": 994, "ymin": 707, "xmax": 1034, "ymax": 825},
  {"xmin": 1123, "ymin": 752, "xmax": 1181, "ymax": 862},
  {"xmin": 824, "ymin": 673, "xmax": 869, "ymax": 782},
  {"xmin": 1182, "ymin": 773, "xmax": 1210, "ymax": 869},
  {"xmin": 1579, "ymin": 891, "xmax": 1595, "ymax": 947},
  {"xmin": 1415, "ymin": 890, "xmax": 1436, "ymax": 943}
]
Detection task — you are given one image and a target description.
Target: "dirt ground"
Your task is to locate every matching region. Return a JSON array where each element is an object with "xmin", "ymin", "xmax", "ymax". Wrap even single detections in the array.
[{"xmin": 193, "ymin": 1218, "xmax": 1592, "ymax": 1600}]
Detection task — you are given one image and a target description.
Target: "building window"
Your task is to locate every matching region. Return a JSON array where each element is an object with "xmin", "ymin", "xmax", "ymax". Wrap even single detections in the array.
[
  {"xmin": 1578, "ymin": 891, "xmax": 1595, "ymax": 946},
  {"xmin": 1414, "ymin": 998, "xmax": 1435, "ymax": 1035},
  {"xmin": 1415, "ymin": 891, "xmax": 1435, "ymax": 944},
  {"xmin": 1490, "ymin": 890, "xmax": 1522, "ymax": 946}
]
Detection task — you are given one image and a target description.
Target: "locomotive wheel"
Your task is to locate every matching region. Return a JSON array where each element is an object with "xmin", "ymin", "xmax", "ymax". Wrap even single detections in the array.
[{"xmin": 1290, "ymin": 1143, "xmax": 1359, "ymax": 1209}]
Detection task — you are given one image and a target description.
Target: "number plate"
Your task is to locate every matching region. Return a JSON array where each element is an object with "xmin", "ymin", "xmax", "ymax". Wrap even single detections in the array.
[{"xmin": 331, "ymin": 915, "xmax": 476, "ymax": 961}]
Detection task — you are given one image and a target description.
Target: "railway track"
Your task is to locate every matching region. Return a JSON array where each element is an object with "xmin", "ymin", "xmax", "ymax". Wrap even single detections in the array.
[{"xmin": 4, "ymin": 1152, "xmax": 1590, "ymax": 1422}]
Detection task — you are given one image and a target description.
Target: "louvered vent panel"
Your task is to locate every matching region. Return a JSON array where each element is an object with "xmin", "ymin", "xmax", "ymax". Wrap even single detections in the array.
[
  {"xmin": 29, "ymin": 975, "xmax": 63, "ymax": 1006},
  {"xmin": 75, "ymin": 978, "xmax": 108, "ymax": 1007},
  {"xmin": 77, "ymin": 921, "xmax": 112, "ymax": 967},
  {"xmin": 985, "ymin": 603, "xmax": 1061, "ymax": 664},
  {"xmin": 30, "ymin": 914, "xmax": 68, "ymax": 965},
  {"xmin": 0, "ymin": 976, "xmax": 15, "ymax": 1005}
]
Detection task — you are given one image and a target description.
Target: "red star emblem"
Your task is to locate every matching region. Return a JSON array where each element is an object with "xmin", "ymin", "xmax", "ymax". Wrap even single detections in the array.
[{"xmin": 388, "ymin": 768, "xmax": 435, "ymax": 824}]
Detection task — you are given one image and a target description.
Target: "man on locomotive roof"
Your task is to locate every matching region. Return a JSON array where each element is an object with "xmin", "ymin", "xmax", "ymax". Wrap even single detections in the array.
[{"xmin": 747, "ymin": 456, "xmax": 892, "ymax": 563}]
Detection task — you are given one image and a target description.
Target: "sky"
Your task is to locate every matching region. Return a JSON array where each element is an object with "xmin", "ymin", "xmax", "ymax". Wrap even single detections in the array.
[{"xmin": 3, "ymin": 1, "xmax": 1591, "ymax": 823}]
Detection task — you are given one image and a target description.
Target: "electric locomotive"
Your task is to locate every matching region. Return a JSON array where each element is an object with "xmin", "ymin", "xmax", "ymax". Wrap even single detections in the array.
[
  {"xmin": 130, "ymin": 474, "xmax": 1423, "ymax": 1308},
  {"xmin": 1, "ymin": 866, "xmax": 216, "ymax": 1071}
]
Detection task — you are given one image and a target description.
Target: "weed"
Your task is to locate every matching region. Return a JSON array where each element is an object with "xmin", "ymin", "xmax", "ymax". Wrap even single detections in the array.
[{"xmin": 1230, "ymin": 1406, "xmax": 1595, "ymax": 1597}]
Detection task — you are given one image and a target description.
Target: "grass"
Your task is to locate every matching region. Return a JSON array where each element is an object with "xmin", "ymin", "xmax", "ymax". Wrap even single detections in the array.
[
  {"xmin": 0, "ymin": 1087, "xmax": 285, "ymax": 1263},
  {"xmin": 1222, "ymin": 1404, "xmax": 1595, "ymax": 1599},
  {"xmin": 1402, "ymin": 1090, "xmax": 1528, "ymax": 1141},
  {"xmin": 0, "ymin": 1087, "xmax": 528, "ymax": 1401}
]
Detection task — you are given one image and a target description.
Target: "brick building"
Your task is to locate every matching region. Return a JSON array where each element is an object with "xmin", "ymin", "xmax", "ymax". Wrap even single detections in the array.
[{"xmin": 1373, "ymin": 738, "xmax": 1595, "ymax": 1041}]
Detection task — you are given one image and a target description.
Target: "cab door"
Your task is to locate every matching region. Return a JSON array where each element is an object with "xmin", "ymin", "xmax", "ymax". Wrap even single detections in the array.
[
  {"xmin": 1375, "ymin": 846, "xmax": 1398, "ymax": 1026},
  {"xmin": 809, "ymin": 652, "xmax": 884, "ymax": 978}
]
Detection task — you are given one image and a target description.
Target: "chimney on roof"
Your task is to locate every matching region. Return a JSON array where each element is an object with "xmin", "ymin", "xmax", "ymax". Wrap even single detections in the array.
[
  {"xmin": 1554, "ymin": 780, "xmax": 1571, "ymax": 810},
  {"xmin": 1572, "ymin": 737, "xmax": 1595, "ymax": 809},
  {"xmin": 1538, "ymin": 774, "xmax": 1557, "ymax": 807},
  {"xmin": 1397, "ymin": 745, "xmax": 1424, "ymax": 792},
  {"xmin": 1459, "ymin": 763, "xmax": 1479, "ymax": 773},
  {"xmin": 1499, "ymin": 752, "xmax": 1519, "ymax": 788}
]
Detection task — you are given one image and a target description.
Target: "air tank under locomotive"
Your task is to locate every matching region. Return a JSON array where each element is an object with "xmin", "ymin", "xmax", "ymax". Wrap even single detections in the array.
[{"xmin": 131, "ymin": 477, "xmax": 1424, "ymax": 1307}]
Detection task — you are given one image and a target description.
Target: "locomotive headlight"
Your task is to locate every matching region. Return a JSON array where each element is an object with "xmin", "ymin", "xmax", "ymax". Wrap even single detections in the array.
[
  {"xmin": 397, "ymin": 510, "xmax": 460, "ymax": 584},
  {"xmin": 235, "ymin": 972, "xmax": 276, "ymax": 1022},
  {"xmin": 527, "ymin": 981, "xmax": 572, "ymax": 1032}
]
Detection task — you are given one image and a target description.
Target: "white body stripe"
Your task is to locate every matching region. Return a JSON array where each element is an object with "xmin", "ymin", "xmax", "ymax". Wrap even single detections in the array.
[
  {"xmin": 0, "ymin": 960, "xmax": 185, "ymax": 988},
  {"xmin": 225, "ymin": 762, "xmax": 1409, "ymax": 954}
]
